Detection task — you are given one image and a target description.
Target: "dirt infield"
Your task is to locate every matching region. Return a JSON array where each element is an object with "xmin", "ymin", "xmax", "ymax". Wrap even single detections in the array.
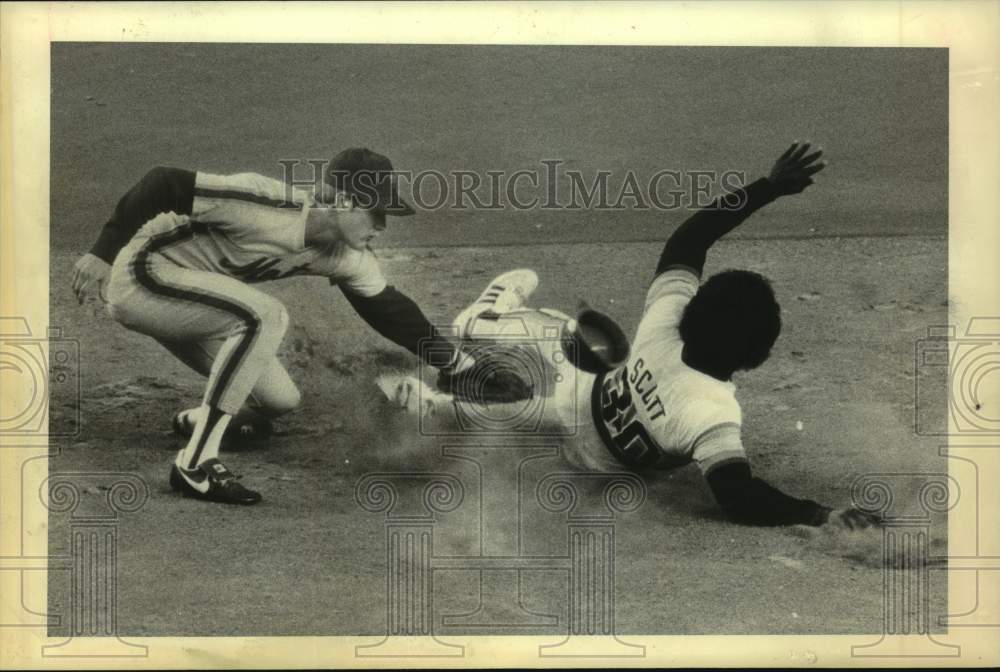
[
  {"xmin": 48, "ymin": 235, "xmax": 947, "ymax": 636},
  {"xmin": 46, "ymin": 44, "xmax": 947, "ymax": 636}
]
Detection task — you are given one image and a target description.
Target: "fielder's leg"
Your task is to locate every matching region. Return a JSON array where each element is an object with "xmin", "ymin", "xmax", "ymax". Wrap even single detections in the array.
[
  {"xmin": 108, "ymin": 260, "xmax": 291, "ymax": 504},
  {"xmin": 164, "ymin": 339, "xmax": 301, "ymax": 441}
]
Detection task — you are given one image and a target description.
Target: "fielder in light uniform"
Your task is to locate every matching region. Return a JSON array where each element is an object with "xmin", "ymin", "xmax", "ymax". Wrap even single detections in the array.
[
  {"xmin": 392, "ymin": 143, "xmax": 881, "ymax": 529},
  {"xmin": 76, "ymin": 149, "xmax": 471, "ymax": 505}
]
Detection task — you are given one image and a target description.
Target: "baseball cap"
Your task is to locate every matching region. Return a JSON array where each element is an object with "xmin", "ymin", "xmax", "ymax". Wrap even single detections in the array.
[{"xmin": 325, "ymin": 147, "xmax": 415, "ymax": 216}]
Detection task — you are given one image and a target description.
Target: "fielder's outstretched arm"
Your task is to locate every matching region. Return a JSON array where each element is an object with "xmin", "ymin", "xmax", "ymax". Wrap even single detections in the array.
[
  {"xmin": 656, "ymin": 143, "xmax": 825, "ymax": 277},
  {"xmin": 342, "ymin": 286, "xmax": 466, "ymax": 371}
]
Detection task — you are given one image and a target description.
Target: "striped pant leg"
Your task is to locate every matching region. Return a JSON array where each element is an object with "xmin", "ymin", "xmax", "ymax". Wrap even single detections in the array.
[
  {"xmin": 158, "ymin": 338, "xmax": 301, "ymax": 416},
  {"xmin": 108, "ymin": 260, "xmax": 290, "ymax": 416}
]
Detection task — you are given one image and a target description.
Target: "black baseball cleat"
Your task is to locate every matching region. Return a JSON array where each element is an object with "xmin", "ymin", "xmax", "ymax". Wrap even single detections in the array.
[
  {"xmin": 172, "ymin": 410, "xmax": 273, "ymax": 445},
  {"xmin": 169, "ymin": 458, "xmax": 263, "ymax": 505}
]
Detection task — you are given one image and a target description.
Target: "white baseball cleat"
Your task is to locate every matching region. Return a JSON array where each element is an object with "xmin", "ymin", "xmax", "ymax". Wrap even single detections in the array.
[
  {"xmin": 376, "ymin": 374, "xmax": 451, "ymax": 419},
  {"xmin": 451, "ymin": 268, "xmax": 539, "ymax": 338}
]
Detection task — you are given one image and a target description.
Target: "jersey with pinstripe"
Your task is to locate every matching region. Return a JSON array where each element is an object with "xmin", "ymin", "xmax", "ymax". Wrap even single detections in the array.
[
  {"xmin": 119, "ymin": 171, "xmax": 387, "ymax": 297},
  {"xmin": 597, "ymin": 268, "xmax": 746, "ymax": 474}
]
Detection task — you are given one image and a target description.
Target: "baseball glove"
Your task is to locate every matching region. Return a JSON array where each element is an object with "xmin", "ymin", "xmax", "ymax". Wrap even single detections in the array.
[{"xmin": 436, "ymin": 345, "xmax": 536, "ymax": 404}]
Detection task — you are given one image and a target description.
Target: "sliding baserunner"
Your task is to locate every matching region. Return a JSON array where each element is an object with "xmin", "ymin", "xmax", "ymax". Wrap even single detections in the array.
[{"xmin": 386, "ymin": 143, "xmax": 881, "ymax": 529}]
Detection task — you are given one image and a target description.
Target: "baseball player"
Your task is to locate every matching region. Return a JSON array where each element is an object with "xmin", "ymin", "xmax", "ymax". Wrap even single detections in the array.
[
  {"xmin": 74, "ymin": 148, "xmax": 475, "ymax": 505},
  {"xmin": 387, "ymin": 143, "xmax": 881, "ymax": 529}
]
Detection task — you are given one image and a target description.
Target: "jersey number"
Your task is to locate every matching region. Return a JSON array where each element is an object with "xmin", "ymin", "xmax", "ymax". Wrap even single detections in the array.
[{"xmin": 599, "ymin": 368, "xmax": 660, "ymax": 468}]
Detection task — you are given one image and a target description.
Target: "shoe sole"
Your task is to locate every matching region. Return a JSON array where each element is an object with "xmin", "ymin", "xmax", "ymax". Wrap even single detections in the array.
[
  {"xmin": 452, "ymin": 269, "xmax": 539, "ymax": 335},
  {"xmin": 169, "ymin": 464, "xmax": 262, "ymax": 505}
]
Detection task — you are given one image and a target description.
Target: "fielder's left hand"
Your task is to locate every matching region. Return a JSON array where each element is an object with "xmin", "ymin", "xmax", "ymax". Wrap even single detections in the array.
[
  {"xmin": 768, "ymin": 142, "xmax": 826, "ymax": 195},
  {"xmin": 72, "ymin": 253, "xmax": 111, "ymax": 305}
]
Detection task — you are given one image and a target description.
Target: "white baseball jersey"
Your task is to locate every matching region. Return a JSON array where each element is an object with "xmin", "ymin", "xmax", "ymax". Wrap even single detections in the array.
[
  {"xmin": 117, "ymin": 171, "xmax": 387, "ymax": 297},
  {"xmin": 589, "ymin": 268, "xmax": 746, "ymax": 474}
]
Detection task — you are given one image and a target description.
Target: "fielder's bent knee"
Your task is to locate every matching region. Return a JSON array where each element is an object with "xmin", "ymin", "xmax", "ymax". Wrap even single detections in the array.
[
  {"xmin": 276, "ymin": 386, "xmax": 302, "ymax": 414},
  {"xmin": 252, "ymin": 382, "xmax": 301, "ymax": 417},
  {"xmin": 255, "ymin": 298, "xmax": 290, "ymax": 336}
]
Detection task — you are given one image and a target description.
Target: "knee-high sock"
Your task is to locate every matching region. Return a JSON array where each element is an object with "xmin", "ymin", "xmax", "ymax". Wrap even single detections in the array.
[{"xmin": 177, "ymin": 405, "xmax": 231, "ymax": 469}]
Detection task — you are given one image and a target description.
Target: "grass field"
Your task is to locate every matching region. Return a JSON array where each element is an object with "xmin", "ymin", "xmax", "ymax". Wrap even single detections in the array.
[{"xmin": 47, "ymin": 44, "xmax": 948, "ymax": 636}]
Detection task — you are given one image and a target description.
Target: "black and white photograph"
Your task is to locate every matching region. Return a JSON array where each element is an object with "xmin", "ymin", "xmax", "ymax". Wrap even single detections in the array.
[{"xmin": 2, "ymin": 2, "xmax": 999, "ymax": 668}]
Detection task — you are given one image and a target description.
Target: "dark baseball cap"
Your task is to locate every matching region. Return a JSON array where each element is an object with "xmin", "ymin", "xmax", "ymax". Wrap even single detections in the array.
[{"xmin": 325, "ymin": 147, "xmax": 414, "ymax": 216}]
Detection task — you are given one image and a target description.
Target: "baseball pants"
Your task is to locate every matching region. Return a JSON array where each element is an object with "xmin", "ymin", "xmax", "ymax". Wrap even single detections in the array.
[{"xmin": 106, "ymin": 252, "xmax": 300, "ymax": 417}]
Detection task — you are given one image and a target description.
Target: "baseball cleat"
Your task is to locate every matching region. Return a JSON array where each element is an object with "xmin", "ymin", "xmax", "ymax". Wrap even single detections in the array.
[
  {"xmin": 169, "ymin": 458, "xmax": 262, "ymax": 505},
  {"xmin": 172, "ymin": 410, "xmax": 273, "ymax": 445},
  {"xmin": 452, "ymin": 269, "xmax": 539, "ymax": 338}
]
